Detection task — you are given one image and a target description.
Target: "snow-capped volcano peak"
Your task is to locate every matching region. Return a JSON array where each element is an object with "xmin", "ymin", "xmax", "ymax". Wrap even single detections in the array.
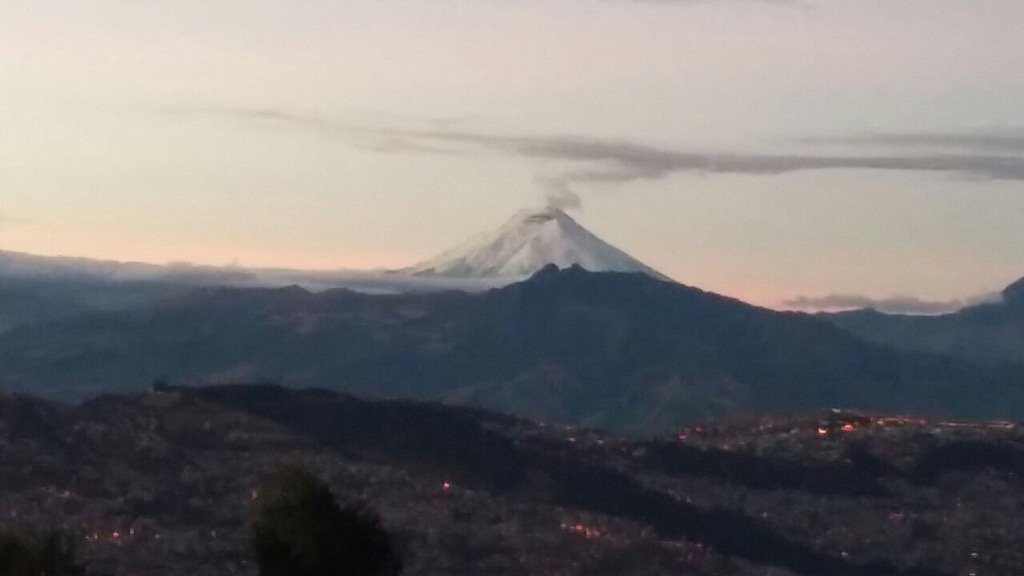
[{"xmin": 405, "ymin": 206, "xmax": 669, "ymax": 280}]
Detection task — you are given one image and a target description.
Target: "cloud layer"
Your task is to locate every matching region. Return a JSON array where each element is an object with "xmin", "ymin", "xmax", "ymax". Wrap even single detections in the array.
[
  {"xmin": 191, "ymin": 108, "xmax": 1024, "ymax": 198},
  {"xmin": 784, "ymin": 292, "xmax": 1002, "ymax": 315},
  {"xmin": 817, "ymin": 129, "xmax": 1024, "ymax": 154},
  {"xmin": 180, "ymin": 107, "xmax": 1024, "ymax": 211}
]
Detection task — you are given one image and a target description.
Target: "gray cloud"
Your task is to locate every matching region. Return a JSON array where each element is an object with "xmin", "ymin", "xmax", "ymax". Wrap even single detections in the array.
[
  {"xmin": 813, "ymin": 129, "xmax": 1024, "ymax": 154},
  {"xmin": 784, "ymin": 292, "xmax": 1002, "ymax": 315},
  {"xmin": 182, "ymin": 107, "xmax": 1024, "ymax": 195}
]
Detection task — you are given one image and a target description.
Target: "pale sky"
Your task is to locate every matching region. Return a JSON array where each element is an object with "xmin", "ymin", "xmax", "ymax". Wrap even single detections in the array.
[{"xmin": 2, "ymin": 0, "xmax": 1023, "ymax": 309}]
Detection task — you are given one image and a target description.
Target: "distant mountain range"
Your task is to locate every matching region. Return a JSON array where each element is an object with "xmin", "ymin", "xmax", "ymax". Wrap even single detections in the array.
[
  {"xmin": 825, "ymin": 276, "xmax": 1024, "ymax": 366},
  {"xmin": 0, "ymin": 249, "xmax": 511, "ymax": 296},
  {"xmin": 1, "ymin": 265, "xmax": 1020, "ymax": 435},
  {"xmin": 1, "ymin": 209, "xmax": 1021, "ymax": 435},
  {"xmin": 0, "ymin": 206, "xmax": 668, "ymax": 296}
]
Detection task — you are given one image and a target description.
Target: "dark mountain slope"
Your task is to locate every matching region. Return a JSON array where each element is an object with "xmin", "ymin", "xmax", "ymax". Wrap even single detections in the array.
[
  {"xmin": 191, "ymin": 385, "xmax": 952, "ymax": 576},
  {"xmin": 456, "ymin": 267, "xmax": 1019, "ymax": 429},
  {"xmin": 0, "ymin": 277, "xmax": 188, "ymax": 333},
  {"xmin": 0, "ymin": 267, "xmax": 1019, "ymax": 434},
  {"xmin": 827, "ymin": 276, "xmax": 1024, "ymax": 366}
]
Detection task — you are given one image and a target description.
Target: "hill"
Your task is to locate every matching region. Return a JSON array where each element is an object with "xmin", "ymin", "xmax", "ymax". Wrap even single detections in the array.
[{"xmin": 2, "ymin": 384, "xmax": 1022, "ymax": 575}]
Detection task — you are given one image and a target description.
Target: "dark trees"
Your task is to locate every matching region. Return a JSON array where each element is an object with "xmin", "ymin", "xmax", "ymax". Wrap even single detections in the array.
[{"xmin": 251, "ymin": 466, "xmax": 401, "ymax": 576}]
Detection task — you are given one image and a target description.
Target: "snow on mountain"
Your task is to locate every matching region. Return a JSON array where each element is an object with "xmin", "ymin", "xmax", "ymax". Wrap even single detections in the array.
[{"xmin": 404, "ymin": 207, "xmax": 670, "ymax": 280}]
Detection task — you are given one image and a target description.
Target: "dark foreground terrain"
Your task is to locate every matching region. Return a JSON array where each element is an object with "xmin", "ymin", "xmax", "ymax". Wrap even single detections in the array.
[{"xmin": 2, "ymin": 384, "xmax": 1022, "ymax": 575}]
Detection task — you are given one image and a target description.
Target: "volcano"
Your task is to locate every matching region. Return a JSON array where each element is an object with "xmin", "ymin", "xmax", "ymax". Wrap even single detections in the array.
[{"xmin": 404, "ymin": 207, "xmax": 669, "ymax": 280}]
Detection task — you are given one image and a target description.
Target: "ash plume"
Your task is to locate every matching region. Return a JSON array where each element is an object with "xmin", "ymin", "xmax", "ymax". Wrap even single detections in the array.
[{"xmin": 537, "ymin": 175, "xmax": 583, "ymax": 212}]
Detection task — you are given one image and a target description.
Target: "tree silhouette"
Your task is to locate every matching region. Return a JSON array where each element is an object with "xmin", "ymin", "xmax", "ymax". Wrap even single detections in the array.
[{"xmin": 252, "ymin": 466, "xmax": 401, "ymax": 576}]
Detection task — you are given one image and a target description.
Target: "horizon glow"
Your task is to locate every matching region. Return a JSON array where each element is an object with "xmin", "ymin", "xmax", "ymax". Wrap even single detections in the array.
[{"xmin": 2, "ymin": 0, "xmax": 1023, "ymax": 309}]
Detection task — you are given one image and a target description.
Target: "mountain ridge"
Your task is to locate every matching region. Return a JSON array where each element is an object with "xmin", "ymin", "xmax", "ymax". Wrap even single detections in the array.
[
  {"xmin": 1003, "ymin": 275, "xmax": 1024, "ymax": 304},
  {"xmin": 827, "ymin": 275, "xmax": 1024, "ymax": 366},
  {"xmin": 1, "ymin": 267, "xmax": 1020, "ymax": 435}
]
